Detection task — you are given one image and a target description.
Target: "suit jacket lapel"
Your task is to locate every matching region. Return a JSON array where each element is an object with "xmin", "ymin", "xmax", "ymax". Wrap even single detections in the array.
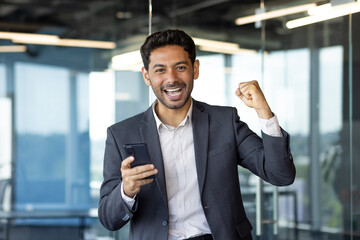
[
  {"xmin": 139, "ymin": 107, "xmax": 168, "ymax": 209},
  {"xmin": 192, "ymin": 100, "xmax": 209, "ymax": 197}
]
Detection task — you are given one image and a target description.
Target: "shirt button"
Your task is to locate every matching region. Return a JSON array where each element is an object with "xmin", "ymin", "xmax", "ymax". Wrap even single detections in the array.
[{"xmin": 162, "ymin": 220, "xmax": 168, "ymax": 227}]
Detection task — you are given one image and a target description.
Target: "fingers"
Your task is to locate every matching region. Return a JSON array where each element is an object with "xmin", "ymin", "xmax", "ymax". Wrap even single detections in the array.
[
  {"xmin": 235, "ymin": 80, "xmax": 272, "ymax": 119},
  {"xmin": 121, "ymin": 156, "xmax": 135, "ymax": 169},
  {"xmin": 235, "ymin": 80, "xmax": 259, "ymax": 106},
  {"xmin": 121, "ymin": 156, "xmax": 158, "ymax": 197},
  {"xmin": 235, "ymin": 88, "xmax": 252, "ymax": 106},
  {"xmin": 236, "ymin": 80, "xmax": 259, "ymax": 98},
  {"xmin": 123, "ymin": 175, "xmax": 154, "ymax": 198},
  {"xmin": 121, "ymin": 156, "xmax": 157, "ymax": 178},
  {"xmin": 124, "ymin": 164, "xmax": 157, "ymax": 180}
]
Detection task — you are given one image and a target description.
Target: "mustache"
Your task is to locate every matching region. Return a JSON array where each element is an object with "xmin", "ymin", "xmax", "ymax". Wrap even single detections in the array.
[{"xmin": 160, "ymin": 82, "xmax": 186, "ymax": 90}]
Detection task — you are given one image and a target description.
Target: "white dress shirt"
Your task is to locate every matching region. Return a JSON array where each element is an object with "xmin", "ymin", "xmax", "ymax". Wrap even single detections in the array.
[{"xmin": 121, "ymin": 99, "xmax": 282, "ymax": 239}]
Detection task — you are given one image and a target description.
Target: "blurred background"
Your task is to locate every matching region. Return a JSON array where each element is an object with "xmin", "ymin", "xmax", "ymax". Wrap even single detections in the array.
[{"xmin": 0, "ymin": 0, "xmax": 359, "ymax": 239}]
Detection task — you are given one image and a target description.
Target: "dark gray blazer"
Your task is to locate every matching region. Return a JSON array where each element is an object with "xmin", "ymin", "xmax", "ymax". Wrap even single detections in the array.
[{"xmin": 98, "ymin": 100, "xmax": 296, "ymax": 240}]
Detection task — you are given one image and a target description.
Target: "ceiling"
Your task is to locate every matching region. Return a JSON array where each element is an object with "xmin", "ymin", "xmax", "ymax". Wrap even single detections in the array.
[{"xmin": 0, "ymin": 0, "xmax": 327, "ymax": 51}]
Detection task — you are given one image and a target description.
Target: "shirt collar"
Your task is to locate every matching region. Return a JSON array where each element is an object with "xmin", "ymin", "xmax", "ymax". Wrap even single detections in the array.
[{"xmin": 152, "ymin": 99, "xmax": 193, "ymax": 131}]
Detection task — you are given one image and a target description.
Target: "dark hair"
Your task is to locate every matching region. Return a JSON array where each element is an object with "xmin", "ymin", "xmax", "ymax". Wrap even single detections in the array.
[{"xmin": 140, "ymin": 29, "xmax": 196, "ymax": 70}]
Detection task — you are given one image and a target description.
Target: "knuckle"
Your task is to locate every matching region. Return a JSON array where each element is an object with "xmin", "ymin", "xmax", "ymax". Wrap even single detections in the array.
[{"xmin": 132, "ymin": 167, "xmax": 140, "ymax": 174}]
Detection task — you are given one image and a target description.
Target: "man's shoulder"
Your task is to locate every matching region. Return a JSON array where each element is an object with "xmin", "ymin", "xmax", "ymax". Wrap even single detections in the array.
[{"xmin": 194, "ymin": 100, "xmax": 235, "ymax": 114}]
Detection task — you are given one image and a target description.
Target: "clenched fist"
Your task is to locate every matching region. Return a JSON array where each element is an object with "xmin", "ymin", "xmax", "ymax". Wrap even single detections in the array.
[{"xmin": 235, "ymin": 80, "xmax": 273, "ymax": 119}]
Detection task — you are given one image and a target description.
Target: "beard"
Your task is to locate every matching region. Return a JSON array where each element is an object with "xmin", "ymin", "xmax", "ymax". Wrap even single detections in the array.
[{"xmin": 150, "ymin": 80, "xmax": 193, "ymax": 110}]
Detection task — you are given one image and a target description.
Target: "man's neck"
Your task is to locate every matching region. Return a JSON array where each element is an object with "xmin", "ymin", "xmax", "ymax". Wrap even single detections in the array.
[{"xmin": 155, "ymin": 99, "xmax": 191, "ymax": 127}]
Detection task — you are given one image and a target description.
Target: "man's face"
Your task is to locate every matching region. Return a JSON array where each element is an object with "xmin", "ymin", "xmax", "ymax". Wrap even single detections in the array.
[{"xmin": 142, "ymin": 45, "xmax": 199, "ymax": 110}]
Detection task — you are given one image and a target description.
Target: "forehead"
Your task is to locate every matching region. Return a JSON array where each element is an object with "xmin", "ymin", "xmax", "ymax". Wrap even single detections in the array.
[{"xmin": 149, "ymin": 45, "xmax": 190, "ymax": 66}]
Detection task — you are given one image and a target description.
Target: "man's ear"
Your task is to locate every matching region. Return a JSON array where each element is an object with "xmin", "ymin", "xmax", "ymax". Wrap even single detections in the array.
[
  {"xmin": 141, "ymin": 67, "xmax": 151, "ymax": 86},
  {"xmin": 193, "ymin": 59, "xmax": 200, "ymax": 80}
]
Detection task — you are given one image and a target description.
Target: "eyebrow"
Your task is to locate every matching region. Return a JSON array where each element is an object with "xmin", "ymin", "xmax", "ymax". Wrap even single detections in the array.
[
  {"xmin": 152, "ymin": 64, "xmax": 165, "ymax": 69},
  {"xmin": 152, "ymin": 61, "xmax": 189, "ymax": 70}
]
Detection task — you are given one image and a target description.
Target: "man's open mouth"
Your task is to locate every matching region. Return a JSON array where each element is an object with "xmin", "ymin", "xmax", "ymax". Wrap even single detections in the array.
[{"xmin": 164, "ymin": 88, "xmax": 182, "ymax": 97}]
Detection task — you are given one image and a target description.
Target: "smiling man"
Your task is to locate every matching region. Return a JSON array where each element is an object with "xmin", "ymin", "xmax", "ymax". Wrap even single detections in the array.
[
  {"xmin": 142, "ymin": 44, "xmax": 198, "ymax": 127},
  {"xmin": 98, "ymin": 29, "xmax": 296, "ymax": 240}
]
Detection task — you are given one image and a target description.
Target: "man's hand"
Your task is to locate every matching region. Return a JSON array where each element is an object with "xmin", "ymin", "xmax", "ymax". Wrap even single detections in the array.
[
  {"xmin": 235, "ymin": 80, "xmax": 273, "ymax": 119},
  {"xmin": 121, "ymin": 156, "xmax": 158, "ymax": 198}
]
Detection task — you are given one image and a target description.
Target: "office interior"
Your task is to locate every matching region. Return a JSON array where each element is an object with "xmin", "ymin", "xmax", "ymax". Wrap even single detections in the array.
[{"xmin": 0, "ymin": 0, "xmax": 359, "ymax": 239}]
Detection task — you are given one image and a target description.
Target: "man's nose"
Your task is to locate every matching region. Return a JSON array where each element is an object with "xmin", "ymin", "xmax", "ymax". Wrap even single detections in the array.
[{"xmin": 166, "ymin": 69, "xmax": 177, "ymax": 82}]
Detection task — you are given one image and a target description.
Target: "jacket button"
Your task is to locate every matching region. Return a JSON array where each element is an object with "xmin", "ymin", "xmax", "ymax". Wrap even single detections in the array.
[
  {"xmin": 122, "ymin": 214, "xmax": 130, "ymax": 221},
  {"xmin": 162, "ymin": 220, "xmax": 168, "ymax": 227}
]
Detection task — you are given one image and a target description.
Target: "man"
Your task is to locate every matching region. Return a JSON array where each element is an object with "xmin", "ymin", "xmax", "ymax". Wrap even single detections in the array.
[{"xmin": 98, "ymin": 29, "xmax": 296, "ymax": 240}]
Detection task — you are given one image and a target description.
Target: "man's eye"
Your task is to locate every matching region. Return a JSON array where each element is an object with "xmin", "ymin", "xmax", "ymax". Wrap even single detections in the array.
[
  {"xmin": 155, "ymin": 69, "xmax": 165, "ymax": 73},
  {"xmin": 177, "ymin": 66, "xmax": 186, "ymax": 70}
]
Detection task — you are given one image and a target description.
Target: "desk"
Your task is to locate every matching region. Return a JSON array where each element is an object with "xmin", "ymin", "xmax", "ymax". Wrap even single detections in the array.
[{"xmin": 0, "ymin": 209, "xmax": 98, "ymax": 240}]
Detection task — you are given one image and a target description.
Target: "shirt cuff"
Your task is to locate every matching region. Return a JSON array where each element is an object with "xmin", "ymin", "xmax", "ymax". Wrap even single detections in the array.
[
  {"xmin": 121, "ymin": 182, "xmax": 136, "ymax": 209},
  {"xmin": 258, "ymin": 114, "xmax": 282, "ymax": 137}
]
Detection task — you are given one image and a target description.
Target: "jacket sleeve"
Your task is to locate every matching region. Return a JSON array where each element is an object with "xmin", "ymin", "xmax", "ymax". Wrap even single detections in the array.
[
  {"xmin": 98, "ymin": 127, "xmax": 138, "ymax": 231},
  {"xmin": 233, "ymin": 108, "xmax": 296, "ymax": 186}
]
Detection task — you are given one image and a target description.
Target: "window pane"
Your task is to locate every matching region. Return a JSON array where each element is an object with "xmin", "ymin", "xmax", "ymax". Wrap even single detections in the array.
[
  {"xmin": 0, "ymin": 64, "xmax": 5, "ymax": 97},
  {"xmin": 0, "ymin": 97, "xmax": 12, "ymax": 180},
  {"xmin": 264, "ymin": 49, "xmax": 311, "ymax": 225},
  {"xmin": 15, "ymin": 62, "xmax": 90, "ymax": 211},
  {"xmin": 319, "ymin": 46, "xmax": 344, "ymax": 230}
]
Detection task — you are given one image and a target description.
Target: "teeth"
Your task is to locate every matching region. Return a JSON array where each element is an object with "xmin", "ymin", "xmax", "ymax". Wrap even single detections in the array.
[
  {"xmin": 165, "ymin": 88, "xmax": 181, "ymax": 96},
  {"xmin": 166, "ymin": 88, "xmax": 181, "ymax": 92}
]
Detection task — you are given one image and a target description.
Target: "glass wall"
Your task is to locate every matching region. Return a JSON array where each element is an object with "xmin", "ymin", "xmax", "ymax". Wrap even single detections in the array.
[
  {"xmin": 14, "ymin": 63, "xmax": 88, "ymax": 210},
  {"xmin": 0, "ymin": 64, "xmax": 12, "ymax": 181},
  {"xmin": 0, "ymin": 1, "xmax": 359, "ymax": 240},
  {"xmin": 261, "ymin": 13, "xmax": 358, "ymax": 239}
]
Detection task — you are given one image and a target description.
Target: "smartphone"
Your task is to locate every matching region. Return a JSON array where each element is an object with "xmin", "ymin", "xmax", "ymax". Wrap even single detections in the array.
[
  {"xmin": 124, "ymin": 143, "xmax": 154, "ymax": 179},
  {"xmin": 123, "ymin": 143, "xmax": 153, "ymax": 168}
]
